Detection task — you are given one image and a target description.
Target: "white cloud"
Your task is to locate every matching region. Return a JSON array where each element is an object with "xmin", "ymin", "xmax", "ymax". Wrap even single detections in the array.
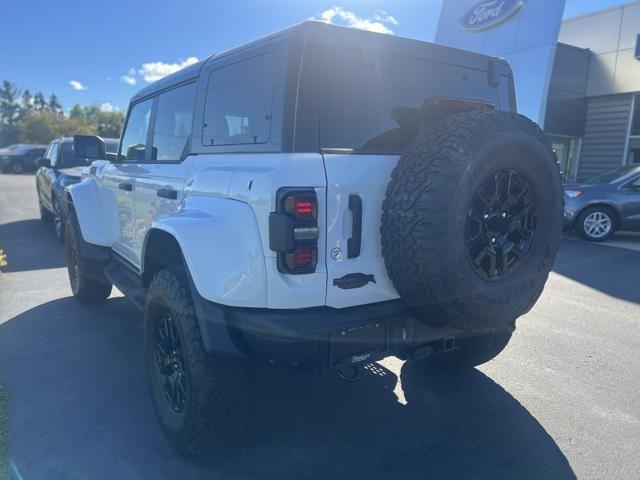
[
  {"xmin": 374, "ymin": 10, "xmax": 398, "ymax": 26},
  {"xmin": 119, "ymin": 58, "xmax": 199, "ymax": 86},
  {"xmin": 313, "ymin": 6, "xmax": 397, "ymax": 34},
  {"xmin": 69, "ymin": 80, "xmax": 87, "ymax": 91},
  {"xmin": 138, "ymin": 57, "xmax": 199, "ymax": 83},
  {"xmin": 99, "ymin": 102, "xmax": 118, "ymax": 112},
  {"xmin": 121, "ymin": 74, "xmax": 137, "ymax": 86}
]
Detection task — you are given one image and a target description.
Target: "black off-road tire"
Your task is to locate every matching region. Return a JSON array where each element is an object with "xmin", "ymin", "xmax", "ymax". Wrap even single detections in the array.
[
  {"xmin": 382, "ymin": 110, "xmax": 563, "ymax": 333},
  {"xmin": 10, "ymin": 162, "xmax": 24, "ymax": 174},
  {"xmin": 39, "ymin": 200, "xmax": 53, "ymax": 223},
  {"xmin": 576, "ymin": 205, "xmax": 617, "ymax": 242},
  {"xmin": 53, "ymin": 196, "xmax": 65, "ymax": 242},
  {"xmin": 144, "ymin": 266, "xmax": 255, "ymax": 456},
  {"xmin": 64, "ymin": 210, "xmax": 112, "ymax": 303}
]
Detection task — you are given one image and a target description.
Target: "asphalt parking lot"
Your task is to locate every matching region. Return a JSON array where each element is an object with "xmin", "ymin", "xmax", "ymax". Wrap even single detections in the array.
[{"xmin": 1, "ymin": 173, "xmax": 639, "ymax": 480}]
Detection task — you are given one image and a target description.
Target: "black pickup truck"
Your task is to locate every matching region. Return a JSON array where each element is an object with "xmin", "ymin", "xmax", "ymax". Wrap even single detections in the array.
[{"xmin": 36, "ymin": 136, "xmax": 118, "ymax": 240}]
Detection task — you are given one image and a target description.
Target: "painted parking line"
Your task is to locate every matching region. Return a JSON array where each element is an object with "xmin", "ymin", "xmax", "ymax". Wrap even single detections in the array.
[{"xmin": 563, "ymin": 232, "xmax": 640, "ymax": 252}]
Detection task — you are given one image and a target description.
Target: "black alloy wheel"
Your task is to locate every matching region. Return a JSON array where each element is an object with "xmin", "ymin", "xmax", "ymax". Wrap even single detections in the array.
[
  {"xmin": 464, "ymin": 168, "xmax": 537, "ymax": 282},
  {"xmin": 154, "ymin": 312, "xmax": 188, "ymax": 413}
]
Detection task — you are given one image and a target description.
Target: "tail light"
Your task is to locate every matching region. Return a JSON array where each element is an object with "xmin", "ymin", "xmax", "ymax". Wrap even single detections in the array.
[{"xmin": 269, "ymin": 189, "xmax": 319, "ymax": 274}]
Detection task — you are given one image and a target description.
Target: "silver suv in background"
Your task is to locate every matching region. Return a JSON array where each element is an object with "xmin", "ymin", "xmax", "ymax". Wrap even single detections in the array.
[{"xmin": 564, "ymin": 165, "xmax": 640, "ymax": 241}]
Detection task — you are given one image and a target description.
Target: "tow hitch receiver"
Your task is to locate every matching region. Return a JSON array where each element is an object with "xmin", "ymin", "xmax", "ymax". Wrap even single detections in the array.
[{"xmin": 329, "ymin": 323, "xmax": 387, "ymax": 371}]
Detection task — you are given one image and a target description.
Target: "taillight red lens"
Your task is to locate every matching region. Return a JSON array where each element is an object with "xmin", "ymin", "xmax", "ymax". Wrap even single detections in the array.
[
  {"xmin": 284, "ymin": 194, "xmax": 317, "ymax": 220},
  {"xmin": 285, "ymin": 247, "xmax": 317, "ymax": 271}
]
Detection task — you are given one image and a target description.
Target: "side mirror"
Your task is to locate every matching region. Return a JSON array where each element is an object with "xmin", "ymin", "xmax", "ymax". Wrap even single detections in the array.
[
  {"xmin": 36, "ymin": 157, "xmax": 51, "ymax": 168},
  {"xmin": 74, "ymin": 134, "xmax": 106, "ymax": 160}
]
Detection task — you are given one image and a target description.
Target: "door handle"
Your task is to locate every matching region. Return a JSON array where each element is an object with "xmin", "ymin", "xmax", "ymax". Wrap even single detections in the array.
[
  {"xmin": 157, "ymin": 188, "xmax": 178, "ymax": 200},
  {"xmin": 118, "ymin": 182, "xmax": 133, "ymax": 192},
  {"xmin": 347, "ymin": 194, "xmax": 362, "ymax": 259}
]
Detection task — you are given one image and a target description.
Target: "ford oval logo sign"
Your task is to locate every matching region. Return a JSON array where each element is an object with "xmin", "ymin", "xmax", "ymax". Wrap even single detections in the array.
[{"xmin": 460, "ymin": 0, "xmax": 524, "ymax": 32}]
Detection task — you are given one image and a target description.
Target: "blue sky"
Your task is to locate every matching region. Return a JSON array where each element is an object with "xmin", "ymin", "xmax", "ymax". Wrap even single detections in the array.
[{"xmin": 1, "ymin": 0, "xmax": 630, "ymax": 112}]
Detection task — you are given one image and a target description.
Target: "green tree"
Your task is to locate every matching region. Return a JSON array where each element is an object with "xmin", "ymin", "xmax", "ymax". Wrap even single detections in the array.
[
  {"xmin": 33, "ymin": 91, "xmax": 47, "ymax": 112},
  {"xmin": 69, "ymin": 104, "xmax": 84, "ymax": 120},
  {"xmin": 18, "ymin": 110, "xmax": 96, "ymax": 144},
  {"xmin": 21, "ymin": 89, "xmax": 34, "ymax": 117},
  {"xmin": 0, "ymin": 81, "xmax": 21, "ymax": 126},
  {"xmin": 48, "ymin": 94, "xmax": 63, "ymax": 114},
  {"xmin": 0, "ymin": 81, "xmax": 22, "ymax": 146},
  {"xmin": 83, "ymin": 105, "xmax": 123, "ymax": 138}
]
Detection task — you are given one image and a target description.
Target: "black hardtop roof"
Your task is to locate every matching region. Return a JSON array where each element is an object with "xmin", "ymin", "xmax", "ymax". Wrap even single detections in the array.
[{"xmin": 131, "ymin": 21, "xmax": 508, "ymax": 102}]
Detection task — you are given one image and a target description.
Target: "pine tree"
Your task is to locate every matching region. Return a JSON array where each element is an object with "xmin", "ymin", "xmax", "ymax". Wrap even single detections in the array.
[
  {"xmin": 33, "ymin": 91, "xmax": 47, "ymax": 112},
  {"xmin": 48, "ymin": 93, "xmax": 63, "ymax": 114},
  {"xmin": 21, "ymin": 89, "xmax": 33, "ymax": 116},
  {"xmin": 0, "ymin": 80, "xmax": 21, "ymax": 125}
]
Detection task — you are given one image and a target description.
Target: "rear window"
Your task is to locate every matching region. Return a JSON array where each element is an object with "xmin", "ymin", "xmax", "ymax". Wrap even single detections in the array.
[
  {"xmin": 320, "ymin": 47, "xmax": 439, "ymax": 154},
  {"xmin": 202, "ymin": 53, "xmax": 275, "ymax": 146},
  {"xmin": 105, "ymin": 140, "xmax": 119, "ymax": 153}
]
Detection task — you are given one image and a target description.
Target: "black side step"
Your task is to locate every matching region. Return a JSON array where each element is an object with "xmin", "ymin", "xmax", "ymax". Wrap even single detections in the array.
[{"xmin": 104, "ymin": 261, "xmax": 147, "ymax": 311}]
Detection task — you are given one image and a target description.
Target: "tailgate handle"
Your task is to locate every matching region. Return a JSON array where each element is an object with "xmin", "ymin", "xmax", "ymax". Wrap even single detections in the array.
[{"xmin": 347, "ymin": 194, "xmax": 362, "ymax": 259}]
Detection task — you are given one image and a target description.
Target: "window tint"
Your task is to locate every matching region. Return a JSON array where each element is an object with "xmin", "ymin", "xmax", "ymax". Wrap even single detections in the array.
[
  {"xmin": 119, "ymin": 99, "xmax": 152, "ymax": 161},
  {"xmin": 320, "ymin": 47, "xmax": 437, "ymax": 154},
  {"xmin": 152, "ymin": 83, "xmax": 196, "ymax": 161},
  {"xmin": 60, "ymin": 142, "xmax": 91, "ymax": 168},
  {"xmin": 43, "ymin": 144, "xmax": 53, "ymax": 160},
  {"xmin": 202, "ymin": 53, "xmax": 275, "ymax": 146},
  {"xmin": 105, "ymin": 140, "xmax": 119, "ymax": 154},
  {"xmin": 49, "ymin": 142, "xmax": 60, "ymax": 167}
]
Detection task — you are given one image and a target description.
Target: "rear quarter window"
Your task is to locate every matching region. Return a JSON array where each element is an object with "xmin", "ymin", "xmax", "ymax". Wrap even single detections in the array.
[{"xmin": 201, "ymin": 52, "xmax": 275, "ymax": 147}]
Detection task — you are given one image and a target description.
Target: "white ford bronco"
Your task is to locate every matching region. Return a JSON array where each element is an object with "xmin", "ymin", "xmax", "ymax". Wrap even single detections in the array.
[{"xmin": 65, "ymin": 21, "xmax": 563, "ymax": 453}]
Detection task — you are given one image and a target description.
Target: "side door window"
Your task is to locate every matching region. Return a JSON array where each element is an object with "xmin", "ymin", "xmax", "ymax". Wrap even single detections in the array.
[
  {"xmin": 119, "ymin": 99, "xmax": 153, "ymax": 162},
  {"xmin": 49, "ymin": 142, "xmax": 60, "ymax": 168},
  {"xmin": 102, "ymin": 98, "xmax": 152, "ymax": 262},
  {"xmin": 132, "ymin": 83, "xmax": 197, "ymax": 260},
  {"xmin": 152, "ymin": 82, "xmax": 197, "ymax": 161}
]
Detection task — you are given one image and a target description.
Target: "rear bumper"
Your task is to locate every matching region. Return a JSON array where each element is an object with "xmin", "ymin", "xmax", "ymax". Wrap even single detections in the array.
[{"xmin": 198, "ymin": 298, "xmax": 478, "ymax": 374}]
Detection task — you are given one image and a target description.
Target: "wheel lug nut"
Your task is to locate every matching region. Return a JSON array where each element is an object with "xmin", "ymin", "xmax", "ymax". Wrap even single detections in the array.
[
  {"xmin": 483, "ymin": 214, "xmax": 489, "ymax": 219},
  {"xmin": 501, "ymin": 212, "xmax": 507, "ymax": 218},
  {"xmin": 491, "ymin": 237, "xmax": 496, "ymax": 244}
]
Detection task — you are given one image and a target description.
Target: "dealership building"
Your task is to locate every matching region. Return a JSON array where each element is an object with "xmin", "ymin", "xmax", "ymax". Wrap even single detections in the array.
[
  {"xmin": 546, "ymin": 2, "xmax": 640, "ymax": 181},
  {"xmin": 436, "ymin": 0, "xmax": 640, "ymax": 182}
]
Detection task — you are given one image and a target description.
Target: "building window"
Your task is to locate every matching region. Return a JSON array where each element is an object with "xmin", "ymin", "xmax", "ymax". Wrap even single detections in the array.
[
  {"xmin": 549, "ymin": 135, "xmax": 579, "ymax": 181},
  {"xmin": 628, "ymin": 95, "xmax": 640, "ymax": 164}
]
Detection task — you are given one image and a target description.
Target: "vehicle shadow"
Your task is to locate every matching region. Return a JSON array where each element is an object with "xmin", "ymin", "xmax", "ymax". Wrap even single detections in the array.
[
  {"xmin": 0, "ymin": 296, "xmax": 575, "ymax": 480},
  {"xmin": 554, "ymin": 239, "xmax": 640, "ymax": 304},
  {"xmin": 0, "ymin": 218, "xmax": 65, "ymax": 273}
]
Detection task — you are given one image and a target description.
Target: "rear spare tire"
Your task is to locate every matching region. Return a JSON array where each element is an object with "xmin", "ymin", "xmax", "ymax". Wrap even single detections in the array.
[{"xmin": 381, "ymin": 110, "xmax": 562, "ymax": 333}]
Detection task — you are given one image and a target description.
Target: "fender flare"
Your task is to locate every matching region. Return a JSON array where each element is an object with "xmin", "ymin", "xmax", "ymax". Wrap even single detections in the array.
[
  {"xmin": 141, "ymin": 195, "xmax": 268, "ymax": 309},
  {"xmin": 64, "ymin": 177, "xmax": 114, "ymax": 247}
]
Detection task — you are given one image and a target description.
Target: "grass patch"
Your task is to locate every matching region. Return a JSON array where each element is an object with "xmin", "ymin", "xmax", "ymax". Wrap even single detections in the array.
[{"xmin": 0, "ymin": 385, "xmax": 8, "ymax": 479}]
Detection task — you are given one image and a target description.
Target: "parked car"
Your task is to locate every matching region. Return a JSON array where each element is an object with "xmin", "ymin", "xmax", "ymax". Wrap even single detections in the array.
[
  {"xmin": 36, "ymin": 137, "xmax": 119, "ymax": 240},
  {"xmin": 0, "ymin": 144, "xmax": 47, "ymax": 174},
  {"xmin": 65, "ymin": 21, "xmax": 563, "ymax": 454},
  {"xmin": 564, "ymin": 165, "xmax": 640, "ymax": 241}
]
